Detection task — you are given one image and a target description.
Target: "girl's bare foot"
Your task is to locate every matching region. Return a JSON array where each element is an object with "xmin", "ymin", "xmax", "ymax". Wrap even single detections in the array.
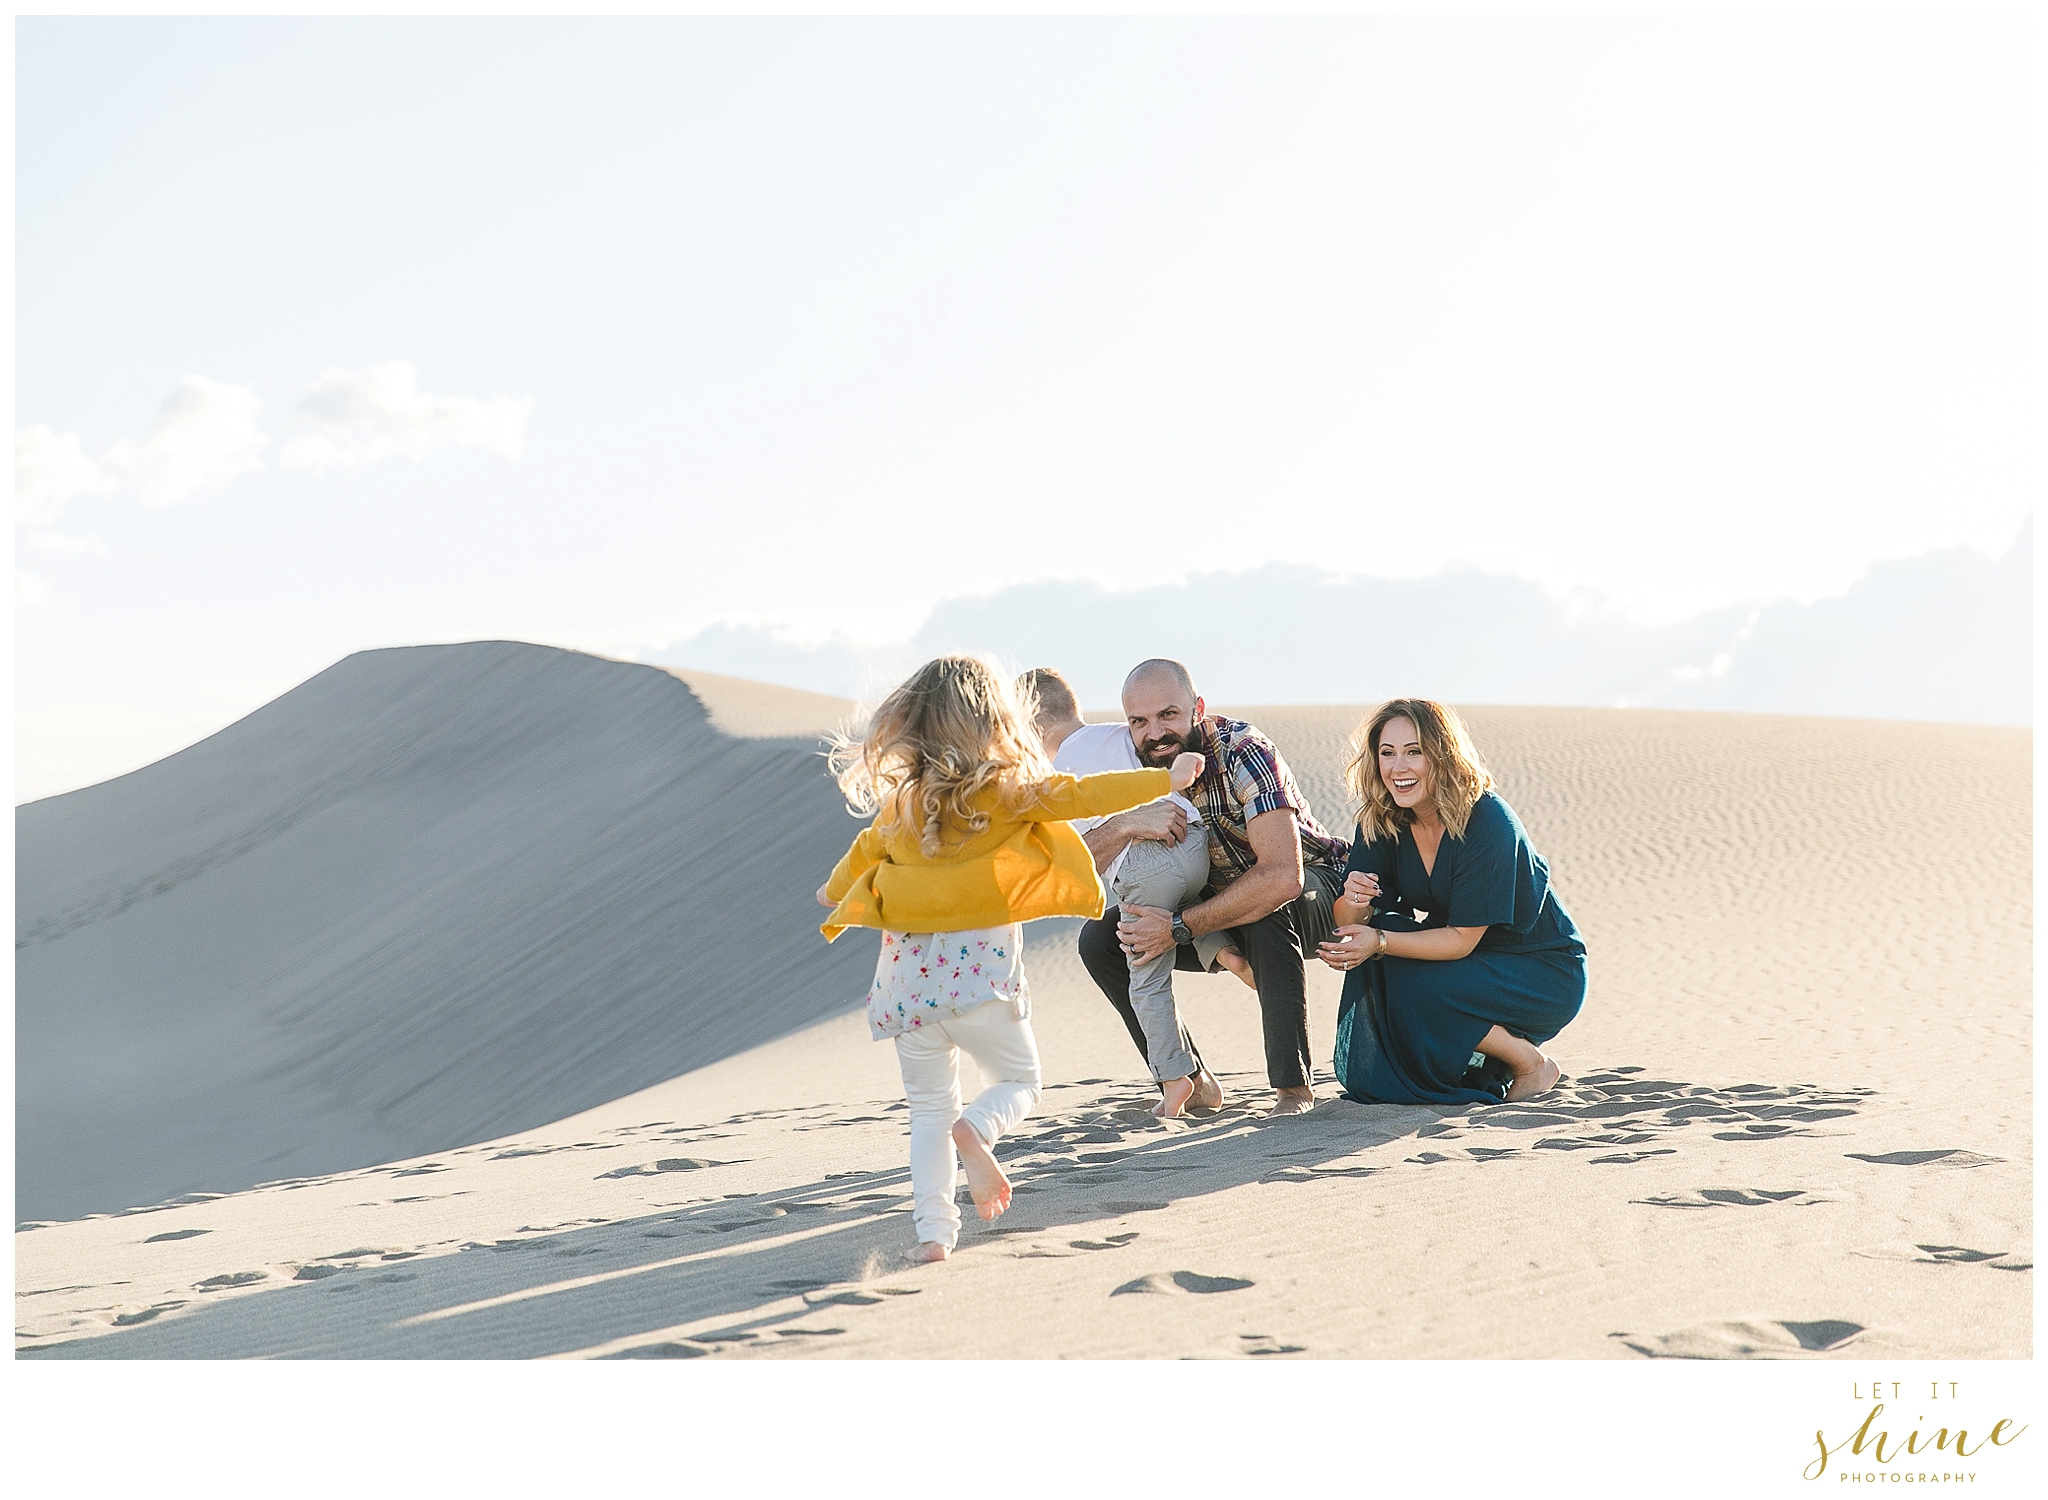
[
  {"xmin": 907, "ymin": 1240, "xmax": 950, "ymax": 1265},
  {"xmin": 1267, "ymin": 1086, "xmax": 1315, "ymax": 1116},
  {"xmin": 1154, "ymin": 1074, "xmax": 1196, "ymax": 1119},
  {"xmin": 1215, "ymin": 947, "xmax": 1258, "ymax": 991},
  {"xmin": 950, "ymin": 1118, "xmax": 1013, "ymax": 1220},
  {"xmin": 1189, "ymin": 1067, "xmax": 1225, "ymax": 1111},
  {"xmin": 1506, "ymin": 1053, "xmax": 1562, "ymax": 1101}
]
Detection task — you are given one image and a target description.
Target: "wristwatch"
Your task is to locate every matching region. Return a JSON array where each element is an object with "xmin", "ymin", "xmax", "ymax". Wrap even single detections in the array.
[{"xmin": 1169, "ymin": 911, "xmax": 1194, "ymax": 947}]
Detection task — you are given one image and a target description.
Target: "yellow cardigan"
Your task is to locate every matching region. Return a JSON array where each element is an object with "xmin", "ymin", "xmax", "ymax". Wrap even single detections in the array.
[{"xmin": 820, "ymin": 767, "xmax": 1171, "ymax": 940}]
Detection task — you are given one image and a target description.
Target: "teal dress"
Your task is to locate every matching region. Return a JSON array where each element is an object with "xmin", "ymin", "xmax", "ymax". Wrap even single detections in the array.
[{"xmin": 1333, "ymin": 791, "xmax": 1586, "ymax": 1106}]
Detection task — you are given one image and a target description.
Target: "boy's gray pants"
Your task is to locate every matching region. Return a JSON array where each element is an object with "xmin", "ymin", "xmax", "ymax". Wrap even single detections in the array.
[{"xmin": 1110, "ymin": 834, "xmax": 1226, "ymax": 1083}]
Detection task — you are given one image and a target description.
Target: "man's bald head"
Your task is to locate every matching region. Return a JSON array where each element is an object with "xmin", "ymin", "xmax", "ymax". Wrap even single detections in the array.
[{"xmin": 1123, "ymin": 657, "xmax": 1197, "ymax": 703}]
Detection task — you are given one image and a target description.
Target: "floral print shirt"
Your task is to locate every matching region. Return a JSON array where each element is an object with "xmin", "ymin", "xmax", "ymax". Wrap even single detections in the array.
[{"xmin": 865, "ymin": 924, "xmax": 1029, "ymax": 1040}]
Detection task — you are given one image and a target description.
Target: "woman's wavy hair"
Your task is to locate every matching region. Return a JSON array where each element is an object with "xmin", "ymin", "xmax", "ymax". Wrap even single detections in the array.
[
  {"xmin": 828, "ymin": 654, "xmax": 1056, "ymax": 858},
  {"xmin": 1345, "ymin": 697, "xmax": 1493, "ymax": 844}
]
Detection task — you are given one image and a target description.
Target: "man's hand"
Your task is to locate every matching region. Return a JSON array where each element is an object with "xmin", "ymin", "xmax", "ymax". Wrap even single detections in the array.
[
  {"xmin": 816, "ymin": 882, "xmax": 835, "ymax": 908},
  {"xmin": 1120, "ymin": 800, "xmax": 1188, "ymax": 845},
  {"xmin": 1117, "ymin": 904, "xmax": 1177, "ymax": 963}
]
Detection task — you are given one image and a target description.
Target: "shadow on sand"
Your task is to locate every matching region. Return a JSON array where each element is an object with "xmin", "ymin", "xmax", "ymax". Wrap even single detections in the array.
[{"xmin": 20, "ymin": 1066, "xmax": 1874, "ymax": 1359}]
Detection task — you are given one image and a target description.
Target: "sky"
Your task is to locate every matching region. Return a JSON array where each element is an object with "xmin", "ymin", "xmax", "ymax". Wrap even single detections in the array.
[{"xmin": 13, "ymin": 16, "xmax": 2038, "ymax": 800}]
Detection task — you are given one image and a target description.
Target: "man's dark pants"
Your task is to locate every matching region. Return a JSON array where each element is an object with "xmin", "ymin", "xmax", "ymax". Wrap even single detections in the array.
[{"xmin": 1078, "ymin": 863, "xmax": 1346, "ymax": 1091}]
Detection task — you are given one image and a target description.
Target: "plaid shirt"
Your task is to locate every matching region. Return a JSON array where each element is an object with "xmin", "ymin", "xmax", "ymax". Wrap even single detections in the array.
[{"xmin": 1184, "ymin": 715, "xmax": 1350, "ymax": 885}]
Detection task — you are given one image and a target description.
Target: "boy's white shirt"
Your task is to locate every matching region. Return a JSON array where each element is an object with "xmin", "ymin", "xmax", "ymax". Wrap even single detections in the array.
[{"xmin": 1049, "ymin": 721, "xmax": 1202, "ymax": 887}]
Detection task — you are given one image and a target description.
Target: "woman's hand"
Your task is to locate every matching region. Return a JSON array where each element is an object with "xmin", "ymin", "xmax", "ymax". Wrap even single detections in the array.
[
  {"xmin": 1332, "ymin": 869, "xmax": 1381, "ymax": 924},
  {"xmin": 816, "ymin": 882, "xmax": 835, "ymax": 908},
  {"xmin": 1169, "ymin": 752, "xmax": 1206, "ymax": 793},
  {"xmin": 1317, "ymin": 923, "xmax": 1378, "ymax": 972}
]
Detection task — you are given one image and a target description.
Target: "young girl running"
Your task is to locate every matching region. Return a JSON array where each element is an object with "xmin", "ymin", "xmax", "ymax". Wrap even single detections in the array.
[{"xmin": 816, "ymin": 655, "xmax": 1203, "ymax": 1265}]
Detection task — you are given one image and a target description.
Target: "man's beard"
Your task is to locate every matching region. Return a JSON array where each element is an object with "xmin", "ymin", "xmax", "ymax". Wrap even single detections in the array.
[{"xmin": 1138, "ymin": 732, "xmax": 1184, "ymax": 767}]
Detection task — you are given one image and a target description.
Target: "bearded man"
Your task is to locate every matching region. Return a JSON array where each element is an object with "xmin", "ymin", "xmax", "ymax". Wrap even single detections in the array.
[{"xmin": 1067, "ymin": 658, "xmax": 1351, "ymax": 1115}]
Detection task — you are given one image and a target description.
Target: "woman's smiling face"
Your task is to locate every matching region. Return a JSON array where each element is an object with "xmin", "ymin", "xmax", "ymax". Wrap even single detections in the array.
[{"xmin": 1377, "ymin": 716, "xmax": 1433, "ymax": 811}]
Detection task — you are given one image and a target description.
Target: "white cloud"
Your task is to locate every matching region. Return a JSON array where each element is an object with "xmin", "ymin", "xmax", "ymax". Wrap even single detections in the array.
[
  {"xmin": 14, "ymin": 424, "xmax": 112, "ymax": 526},
  {"xmin": 22, "ymin": 530, "xmax": 103, "ymax": 555},
  {"xmin": 16, "ymin": 566, "xmax": 55, "ymax": 610},
  {"xmin": 280, "ymin": 361, "xmax": 533, "ymax": 471},
  {"xmin": 102, "ymin": 376, "xmax": 269, "ymax": 508},
  {"xmin": 1593, "ymin": 51, "xmax": 1639, "ymax": 90}
]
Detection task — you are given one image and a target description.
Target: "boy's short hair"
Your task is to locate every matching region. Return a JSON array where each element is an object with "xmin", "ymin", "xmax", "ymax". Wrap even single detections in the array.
[{"xmin": 1017, "ymin": 667, "xmax": 1079, "ymax": 726}]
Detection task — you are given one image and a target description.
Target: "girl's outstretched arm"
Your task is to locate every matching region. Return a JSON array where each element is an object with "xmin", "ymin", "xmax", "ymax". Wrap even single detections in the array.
[{"xmin": 1022, "ymin": 767, "xmax": 1174, "ymax": 822}]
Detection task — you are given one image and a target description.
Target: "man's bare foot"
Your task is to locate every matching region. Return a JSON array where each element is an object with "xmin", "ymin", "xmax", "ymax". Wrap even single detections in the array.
[
  {"xmin": 950, "ymin": 1118, "xmax": 1013, "ymax": 1220},
  {"xmin": 1215, "ymin": 947, "xmax": 1258, "ymax": 991},
  {"xmin": 1154, "ymin": 1074, "xmax": 1196, "ymax": 1119},
  {"xmin": 1188, "ymin": 1067, "xmax": 1224, "ymax": 1111},
  {"xmin": 1506, "ymin": 1054, "xmax": 1562, "ymax": 1102},
  {"xmin": 1267, "ymin": 1086, "xmax": 1315, "ymax": 1116},
  {"xmin": 907, "ymin": 1240, "xmax": 950, "ymax": 1265}
]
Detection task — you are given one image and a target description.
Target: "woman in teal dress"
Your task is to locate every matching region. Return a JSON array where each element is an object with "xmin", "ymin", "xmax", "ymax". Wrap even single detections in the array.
[{"xmin": 1316, "ymin": 698, "xmax": 1585, "ymax": 1105}]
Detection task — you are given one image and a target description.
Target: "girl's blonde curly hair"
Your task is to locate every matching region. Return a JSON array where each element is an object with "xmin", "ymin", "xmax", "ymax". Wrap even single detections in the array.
[
  {"xmin": 1345, "ymin": 697, "xmax": 1493, "ymax": 844},
  {"xmin": 828, "ymin": 654, "xmax": 1056, "ymax": 858}
]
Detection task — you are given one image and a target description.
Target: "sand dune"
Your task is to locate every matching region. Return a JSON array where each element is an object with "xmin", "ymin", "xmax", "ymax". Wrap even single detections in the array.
[
  {"xmin": 14, "ymin": 653, "xmax": 2032, "ymax": 1360},
  {"xmin": 16, "ymin": 643, "xmax": 874, "ymax": 1223}
]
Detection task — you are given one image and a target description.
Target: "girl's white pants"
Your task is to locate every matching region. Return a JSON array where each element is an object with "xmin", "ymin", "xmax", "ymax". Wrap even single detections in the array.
[{"xmin": 892, "ymin": 1000, "xmax": 1043, "ymax": 1249}]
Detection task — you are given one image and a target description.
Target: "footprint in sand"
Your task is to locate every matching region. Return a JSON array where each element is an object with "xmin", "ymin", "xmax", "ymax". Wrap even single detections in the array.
[
  {"xmin": 1267, "ymin": 1164, "xmax": 1382, "ymax": 1183},
  {"xmin": 1112, "ymin": 1271, "xmax": 1254, "ymax": 1296},
  {"xmin": 144, "ymin": 1228, "xmax": 211, "ymax": 1243},
  {"xmin": 112, "ymin": 1301, "xmax": 186, "ymax": 1326},
  {"xmin": 1913, "ymin": 1244, "xmax": 2027, "ymax": 1267},
  {"xmin": 1099, "ymin": 1201, "xmax": 1169, "ymax": 1216},
  {"xmin": 1069, "ymin": 1233, "xmax": 1140, "ymax": 1251},
  {"xmin": 1614, "ymin": 1318, "xmax": 1863, "ymax": 1359},
  {"xmin": 597, "ymin": 1157, "xmax": 741, "ymax": 1179},
  {"xmin": 1851, "ymin": 1243, "xmax": 2032, "ymax": 1272},
  {"xmin": 195, "ymin": 1271, "xmax": 269, "ymax": 1289},
  {"xmin": 806, "ymin": 1288, "xmax": 922, "ymax": 1308},
  {"xmin": 604, "ymin": 1341, "xmax": 709, "ymax": 1359},
  {"xmin": 1846, "ymin": 1149, "xmax": 2004, "ymax": 1170},
  {"xmin": 1712, "ymin": 1124, "xmax": 1826, "ymax": 1144},
  {"xmin": 1634, "ymin": 1188, "xmax": 1821, "ymax": 1210},
  {"xmin": 1240, "ymin": 1333, "xmax": 1307, "ymax": 1356}
]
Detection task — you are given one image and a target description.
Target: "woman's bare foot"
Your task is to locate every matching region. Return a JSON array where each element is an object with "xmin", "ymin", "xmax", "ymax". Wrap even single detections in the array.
[
  {"xmin": 1506, "ymin": 1053, "xmax": 1562, "ymax": 1101},
  {"xmin": 1215, "ymin": 947, "xmax": 1258, "ymax": 991},
  {"xmin": 1189, "ymin": 1067, "xmax": 1225, "ymax": 1111},
  {"xmin": 1154, "ymin": 1074, "xmax": 1196, "ymax": 1119},
  {"xmin": 950, "ymin": 1118, "xmax": 1013, "ymax": 1220},
  {"xmin": 907, "ymin": 1240, "xmax": 950, "ymax": 1265},
  {"xmin": 1267, "ymin": 1086, "xmax": 1315, "ymax": 1116}
]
